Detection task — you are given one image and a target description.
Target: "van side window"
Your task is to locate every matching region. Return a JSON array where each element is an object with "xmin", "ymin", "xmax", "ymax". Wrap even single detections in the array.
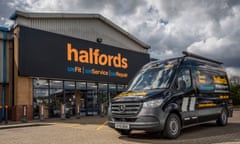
[
  {"xmin": 177, "ymin": 68, "xmax": 192, "ymax": 90},
  {"xmin": 194, "ymin": 69, "xmax": 229, "ymax": 92}
]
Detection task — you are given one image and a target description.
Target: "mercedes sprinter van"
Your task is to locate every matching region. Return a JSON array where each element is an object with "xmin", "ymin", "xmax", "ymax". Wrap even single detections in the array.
[{"xmin": 108, "ymin": 51, "xmax": 233, "ymax": 139}]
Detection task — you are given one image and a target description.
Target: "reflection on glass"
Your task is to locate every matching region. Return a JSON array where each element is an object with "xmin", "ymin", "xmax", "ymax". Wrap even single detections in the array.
[
  {"xmin": 128, "ymin": 63, "xmax": 177, "ymax": 91},
  {"xmin": 50, "ymin": 80, "xmax": 63, "ymax": 89},
  {"xmin": 33, "ymin": 86, "xmax": 49, "ymax": 119},
  {"xmin": 109, "ymin": 84, "xmax": 117, "ymax": 98},
  {"xmin": 117, "ymin": 84, "xmax": 125, "ymax": 93},
  {"xmin": 99, "ymin": 83, "xmax": 108, "ymax": 90},
  {"xmin": 109, "ymin": 84, "xmax": 116, "ymax": 91},
  {"xmin": 76, "ymin": 81, "xmax": 86, "ymax": 90},
  {"xmin": 87, "ymin": 82, "xmax": 97, "ymax": 90},
  {"xmin": 86, "ymin": 82, "xmax": 98, "ymax": 115},
  {"xmin": 33, "ymin": 79, "xmax": 48, "ymax": 88},
  {"xmin": 49, "ymin": 84, "xmax": 63, "ymax": 118},
  {"xmin": 99, "ymin": 83, "xmax": 108, "ymax": 115},
  {"xmin": 64, "ymin": 81, "xmax": 75, "ymax": 90},
  {"xmin": 33, "ymin": 79, "xmax": 120, "ymax": 118},
  {"xmin": 34, "ymin": 89, "xmax": 49, "ymax": 97}
]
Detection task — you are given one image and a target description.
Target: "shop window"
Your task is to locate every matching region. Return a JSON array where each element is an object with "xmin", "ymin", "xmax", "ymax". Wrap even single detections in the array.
[
  {"xmin": 33, "ymin": 88, "xmax": 49, "ymax": 119},
  {"xmin": 64, "ymin": 81, "xmax": 75, "ymax": 90},
  {"xmin": 49, "ymin": 80, "xmax": 63, "ymax": 118},
  {"xmin": 50, "ymin": 80, "xmax": 63, "ymax": 89},
  {"xmin": 109, "ymin": 84, "xmax": 117, "ymax": 98},
  {"xmin": 99, "ymin": 83, "xmax": 108, "ymax": 115},
  {"xmin": 86, "ymin": 82, "xmax": 98, "ymax": 115},
  {"xmin": 64, "ymin": 81, "xmax": 76, "ymax": 117},
  {"xmin": 33, "ymin": 79, "xmax": 49, "ymax": 119},
  {"xmin": 117, "ymin": 84, "xmax": 126, "ymax": 94},
  {"xmin": 76, "ymin": 81, "xmax": 86, "ymax": 90},
  {"xmin": 33, "ymin": 79, "xmax": 48, "ymax": 88}
]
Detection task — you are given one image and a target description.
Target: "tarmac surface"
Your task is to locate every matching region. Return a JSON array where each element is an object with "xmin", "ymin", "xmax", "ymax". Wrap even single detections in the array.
[{"xmin": 0, "ymin": 110, "xmax": 239, "ymax": 144}]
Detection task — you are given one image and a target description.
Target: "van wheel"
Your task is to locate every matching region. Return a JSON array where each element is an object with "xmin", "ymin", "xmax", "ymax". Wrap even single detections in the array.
[
  {"xmin": 217, "ymin": 108, "xmax": 228, "ymax": 126},
  {"xmin": 163, "ymin": 113, "xmax": 181, "ymax": 139},
  {"xmin": 117, "ymin": 130, "xmax": 131, "ymax": 136}
]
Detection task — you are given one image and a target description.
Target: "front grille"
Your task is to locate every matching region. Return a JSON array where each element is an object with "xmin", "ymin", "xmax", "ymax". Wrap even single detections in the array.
[{"xmin": 111, "ymin": 102, "xmax": 142, "ymax": 115}]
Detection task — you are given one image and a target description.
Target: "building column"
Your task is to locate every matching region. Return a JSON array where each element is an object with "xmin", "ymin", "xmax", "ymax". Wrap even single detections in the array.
[{"xmin": 11, "ymin": 27, "xmax": 33, "ymax": 121}]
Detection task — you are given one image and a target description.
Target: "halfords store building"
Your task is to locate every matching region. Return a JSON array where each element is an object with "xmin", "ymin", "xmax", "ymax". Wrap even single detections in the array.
[{"xmin": 0, "ymin": 10, "xmax": 150, "ymax": 121}]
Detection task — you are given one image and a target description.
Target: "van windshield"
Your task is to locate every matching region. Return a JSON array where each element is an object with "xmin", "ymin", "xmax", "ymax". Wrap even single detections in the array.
[{"xmin": 128, "ymin": 63, "xmax": 177, "ymax": 91}]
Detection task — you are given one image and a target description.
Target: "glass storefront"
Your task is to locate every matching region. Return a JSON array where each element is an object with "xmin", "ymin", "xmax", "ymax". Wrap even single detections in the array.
[{"xmin": 33, "ymin": 78, "xmax": 127, "ymax": 119}]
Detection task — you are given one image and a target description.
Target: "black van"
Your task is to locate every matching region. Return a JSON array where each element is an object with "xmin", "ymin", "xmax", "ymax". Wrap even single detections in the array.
[{"xmin": 108, "ymin": 51, "xmax": 233, "ymax": 139}]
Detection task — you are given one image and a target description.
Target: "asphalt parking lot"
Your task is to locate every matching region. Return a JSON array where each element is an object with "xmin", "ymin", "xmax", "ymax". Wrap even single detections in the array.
[{"xmin": 0, "ymin": 110, "xmax": 240, "ymax": 144}]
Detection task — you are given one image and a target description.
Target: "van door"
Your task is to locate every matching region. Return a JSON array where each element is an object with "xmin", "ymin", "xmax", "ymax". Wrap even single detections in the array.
[
  {"xmin": 175, "ymin": 68, "xmax": 198, "ymax": 126},
  {"xmin": 194, "ymin": 69, "xmax": 222, "ymax": 122}
]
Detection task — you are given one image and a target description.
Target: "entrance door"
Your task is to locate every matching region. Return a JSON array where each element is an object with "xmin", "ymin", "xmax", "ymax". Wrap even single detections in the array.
[
  {"xmin": 86, "ymin": 83, "xmax": 98, "ymax": 116},
  {"xmin": 98, "ymin": 83, "xmax": 108, "ymax": 115},
  {"xmin": 86, "ymin": 90, "xmax": 98, "ymax": 116}
]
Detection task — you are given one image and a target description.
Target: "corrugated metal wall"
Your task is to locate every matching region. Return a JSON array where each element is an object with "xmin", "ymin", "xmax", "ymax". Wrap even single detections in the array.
[
  {"xmin": 0, "ymin": 39, "xmax": 3, "ymax": 82},
  {"xmin": 16, "ymin": 17, "xmax": 147, "ymax": 53},
  {"xmin": 0, "ymin": 31, "xmax": 9, "ymax": 83}
]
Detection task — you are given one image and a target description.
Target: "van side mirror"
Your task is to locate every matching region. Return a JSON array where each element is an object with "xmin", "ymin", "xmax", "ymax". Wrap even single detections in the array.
[{"xmin": 178, "ymin": 80, "xmax": 186, "ymax": 91}]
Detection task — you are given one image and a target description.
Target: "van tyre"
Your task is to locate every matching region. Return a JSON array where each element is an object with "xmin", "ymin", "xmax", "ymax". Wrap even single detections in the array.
[
  {"xmin": 217, "ymin": 108, "xmax": 228, "ymax": 126},
  {"xmin": 163, "ymin": 113, "xmax": 181, "ymax": 139},
  {"xmin": 117, "ymin": 130, "xmax": 131, "ymax": 136}
]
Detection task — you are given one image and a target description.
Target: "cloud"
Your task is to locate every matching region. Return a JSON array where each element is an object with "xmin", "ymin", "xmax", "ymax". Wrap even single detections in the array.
[
  {"xmin": 1, "ymin": 0, "xmax": 240, "ymax": 76},
  {"xmin": 226, "ymin": 67, "xmax": 240, "ymax": 77},
  {"xmin": 187, "ymin": 4, "xmax": 240, "ymax": 68}
]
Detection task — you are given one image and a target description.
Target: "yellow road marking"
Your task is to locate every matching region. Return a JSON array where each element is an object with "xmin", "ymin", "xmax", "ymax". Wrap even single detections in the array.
[{"xmin": 96, "ymin": 121, "xmax": 108, "ymax": 130}]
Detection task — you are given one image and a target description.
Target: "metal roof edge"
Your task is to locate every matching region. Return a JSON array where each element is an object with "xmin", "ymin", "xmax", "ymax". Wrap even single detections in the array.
[{"xmin": 97, "ymin": 15, "xmax": 150, "ymax": 49}]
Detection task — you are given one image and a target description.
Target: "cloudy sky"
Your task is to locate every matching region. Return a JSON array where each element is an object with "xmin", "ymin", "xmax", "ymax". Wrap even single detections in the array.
[{"xmin": 1, "ymin": 0, "xmax": 240, "ymax": 77}]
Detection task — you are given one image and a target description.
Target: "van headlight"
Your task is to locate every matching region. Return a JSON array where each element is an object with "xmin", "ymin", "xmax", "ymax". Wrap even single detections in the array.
[{"xmin": 143, "ymin": 99, "xmax": 163, "ymax": 108}]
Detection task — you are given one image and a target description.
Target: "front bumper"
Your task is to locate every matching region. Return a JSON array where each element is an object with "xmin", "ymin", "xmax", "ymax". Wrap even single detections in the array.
[{"xmin": 108, "ymin": 115, "xmax": 163, "ymax": 131}]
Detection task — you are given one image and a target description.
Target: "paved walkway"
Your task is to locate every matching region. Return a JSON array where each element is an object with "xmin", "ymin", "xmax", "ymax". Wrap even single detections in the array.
[{"xmin": 0, "ymin": 110, "xmax": 239, "ymax": 144}]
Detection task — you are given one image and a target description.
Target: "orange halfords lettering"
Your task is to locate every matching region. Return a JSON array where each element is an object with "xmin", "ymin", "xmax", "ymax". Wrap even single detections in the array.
[{"xmin": 67, "ymin": 43, "xmax": 128, "ymax": 69}]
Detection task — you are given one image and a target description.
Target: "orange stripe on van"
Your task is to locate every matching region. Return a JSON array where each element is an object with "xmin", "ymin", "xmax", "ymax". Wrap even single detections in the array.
[{"xmin": 198, "ymin": 103, "xmax": 217, "ymax": 108}]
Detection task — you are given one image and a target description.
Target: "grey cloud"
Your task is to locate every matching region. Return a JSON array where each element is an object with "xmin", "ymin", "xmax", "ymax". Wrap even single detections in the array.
[
  {"xmin": 78, "ymin": 0, "xmax": 146, "ymax": 15},
  {"xmin": 110, "ymin": 0, "xmax": 146, "ymax": 15},
  {"xmin": 227, "ymin": 0, "xmax": 240, "ymax": 7},
  {"xmin": 0, "ymin": 0, "xmax": 15, "ymax": 26},
  {"xmin": 0, "ymin": 0, "xmax": 240, "ymax": 75},
  {"xmin": 187, "ymin": 29, "xmax": 240, "ymax": 67}
]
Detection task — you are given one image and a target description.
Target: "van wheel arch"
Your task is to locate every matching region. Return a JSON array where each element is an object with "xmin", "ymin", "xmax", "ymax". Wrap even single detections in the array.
[
  {"xmin": 216, "ymin": 107, "xmax": 228, "ymax": 126},
  {"xmin": 163, "ymin": 112, "xmax": 182, "ymax": 139}
]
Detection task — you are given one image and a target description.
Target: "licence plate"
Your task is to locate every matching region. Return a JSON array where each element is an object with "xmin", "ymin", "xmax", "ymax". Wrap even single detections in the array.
[{"xmin": 115, "ymin": 123, "xmax": 130, "ymax": 130}]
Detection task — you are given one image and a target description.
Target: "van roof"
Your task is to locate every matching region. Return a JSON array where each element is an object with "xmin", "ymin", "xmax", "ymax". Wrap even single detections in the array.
[
  {"xmin": 146, "ymin": 51, "xmax": 223, "ymax": 70},
  {"xmin": 182, "ymin": 51, "xmax": 222, "ymax": 65}
]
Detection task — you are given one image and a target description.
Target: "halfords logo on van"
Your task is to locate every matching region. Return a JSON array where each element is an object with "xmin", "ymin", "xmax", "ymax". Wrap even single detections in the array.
[{"xmin": 67, "ymin": 43, "xmax": 128, "ymax": 69}]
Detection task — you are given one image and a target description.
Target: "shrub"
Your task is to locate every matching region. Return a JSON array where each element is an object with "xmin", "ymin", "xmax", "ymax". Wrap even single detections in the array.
[{"xmin": 230, "ymin": 84, "xmax": 240, "ymax": 105}]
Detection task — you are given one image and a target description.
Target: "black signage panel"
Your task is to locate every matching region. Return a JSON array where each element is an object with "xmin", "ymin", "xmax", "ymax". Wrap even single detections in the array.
[{"xmin": 19, "ymin": 26, "xmax": 150, "ymax": 84}]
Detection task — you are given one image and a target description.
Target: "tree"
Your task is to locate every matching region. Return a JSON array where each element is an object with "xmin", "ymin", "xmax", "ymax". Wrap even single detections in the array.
[{"xmin": 230, "ymin": 84, "xmax": 240, "ymax": 105}]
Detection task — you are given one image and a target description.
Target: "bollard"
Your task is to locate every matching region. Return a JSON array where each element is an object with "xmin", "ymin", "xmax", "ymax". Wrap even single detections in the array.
[
  {"xmin": 61, "ymin": 104, "xmax": 65, "ymax": 120},
  {"xmin": 100, "ymin": 103, "xmax": 104, "ymax": 117},
  {"xmin": 76, "ymin": 104, "xmax": 80, "ymax": 119},
  {"xmin": 4, "ymin": 105, "xmax": 8, "ymax": 124},
  {"xmin": 0, "ymin": 105, "xmax": 2, "ymax": 123},
  {"xmin": 22, "ymin": 105, "xmax": 28, "ymax": 123},
  {"xmin": 40, "ymin": 104, "xmax": 44, "ymax": 121}
]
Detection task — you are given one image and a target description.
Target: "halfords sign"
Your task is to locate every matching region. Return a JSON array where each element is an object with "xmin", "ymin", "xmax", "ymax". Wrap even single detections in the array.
[{"xmin": 18, "ymin": 26, "xmax": 149, "ymax": 84}]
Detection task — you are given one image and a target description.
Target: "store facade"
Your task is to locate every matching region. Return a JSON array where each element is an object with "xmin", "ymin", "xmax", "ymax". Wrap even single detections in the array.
[{"xmin": 1, "ymin": 10, "xmax": 150, "ymax": 121}]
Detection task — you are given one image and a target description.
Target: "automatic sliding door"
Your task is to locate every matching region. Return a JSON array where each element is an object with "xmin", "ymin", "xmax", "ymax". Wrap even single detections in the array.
[{"xmin": 86, "ymin": 83, "xmax": 98, "ymax": 116}]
